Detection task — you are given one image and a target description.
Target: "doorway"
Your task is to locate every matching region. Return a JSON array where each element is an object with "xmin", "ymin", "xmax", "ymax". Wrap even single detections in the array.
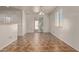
[
  {"xmin": 35, "ymin": 20, "xmax": 39, "ymax": 32},
  {"xmin": 34, "ymin": 16, "xmax": 43, "ymax": 32}
]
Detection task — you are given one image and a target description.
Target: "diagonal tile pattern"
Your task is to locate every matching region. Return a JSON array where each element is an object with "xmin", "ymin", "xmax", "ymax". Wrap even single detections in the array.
[{"xmin": 0, "ymin": 33, "xmax": 77, "ymax": 52}]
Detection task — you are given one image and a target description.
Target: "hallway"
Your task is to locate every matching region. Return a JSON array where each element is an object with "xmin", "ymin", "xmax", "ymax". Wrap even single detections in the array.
[{"xmin": 0, "ymin": 33, "xmax": 77, "ymax": 52}]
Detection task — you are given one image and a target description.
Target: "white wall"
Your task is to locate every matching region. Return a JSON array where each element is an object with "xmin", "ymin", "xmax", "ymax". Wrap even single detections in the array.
[
  {"xmin": 0, "ymin": 9, "xmax": 22, "ymax": 36},
  {"xmin": 22, "ymin": 10, "xmax": 27, "ymax": 35},
  {"xmin": 25, "ymin": 14, "xmax": 35, "ymax": 33},
  {"xmin": 49, "ymin": 6, "xmax": 79, "ymax": 51},
  {"xmin": 43, "ymin": 15, "xmax": 49, "ymax": 32},
  {"xmin": 0, "ymin": 24, "xmax": 17, "ymax": 50}
]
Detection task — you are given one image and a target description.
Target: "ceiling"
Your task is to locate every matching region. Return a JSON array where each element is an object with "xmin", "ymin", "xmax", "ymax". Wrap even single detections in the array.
[
  {"xmin": 13, "ymin": 6, "xmax": 56, "ymax": 14},
  {"xmin": 0, "ymin": 6, "xmax": 56, "ymax": 14}
]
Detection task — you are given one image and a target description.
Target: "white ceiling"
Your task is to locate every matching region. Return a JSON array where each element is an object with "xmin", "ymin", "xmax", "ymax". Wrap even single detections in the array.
[
  {"xmin": 13, "ymin": 6, "xmax": 56, "ymax": 14},
  {"xmin": 0, "ymin": 6, "xmax": 56, "ymax": 14}
]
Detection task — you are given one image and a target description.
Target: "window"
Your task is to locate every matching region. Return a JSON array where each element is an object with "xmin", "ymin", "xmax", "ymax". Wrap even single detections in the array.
[
  {"xmin": 59, "ymin": 8, "xmax": 64, "ymax": 27},
  {"xmin": 55, "ymin": 8, "xmax": 63, "ymax": 27},
  {"xmin": 55, "ymin": 10, "xmax": 60, "ymax": 27},
  {"xmin": 35, "ymin": 20, "xmax": 39, "ymax": 30}
]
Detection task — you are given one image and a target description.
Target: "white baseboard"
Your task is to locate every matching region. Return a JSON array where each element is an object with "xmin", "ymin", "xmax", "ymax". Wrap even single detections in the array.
[
  {"xmin": 0, "ymin": 38, "xmax": 17, "ymax": 50},
  {"xmin": 50, "ymin": 32, "xmax": 78, "ymax": 51}
]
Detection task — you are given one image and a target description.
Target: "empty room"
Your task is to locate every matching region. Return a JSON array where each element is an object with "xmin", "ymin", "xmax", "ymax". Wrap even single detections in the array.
[{"xmin": 0, "ymin": 6, "xmax": 79, "ymax": 52}]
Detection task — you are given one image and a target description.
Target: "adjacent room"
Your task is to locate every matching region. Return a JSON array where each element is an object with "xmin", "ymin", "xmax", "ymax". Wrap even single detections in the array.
[{"xmin": 0, "ymin": 6, "xmax": 79, "ymax": 52}]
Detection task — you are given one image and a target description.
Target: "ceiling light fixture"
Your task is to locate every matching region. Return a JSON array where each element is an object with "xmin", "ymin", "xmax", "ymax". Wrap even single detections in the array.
[
  {"xmin": 33, "ymin": 6, "xmax": 40, "ymax": 13},
  {"xmin": 33, "ymin": 6, "xmax": 45, "ymax": 15},
  {"xmin": 39, "ymin": 11, "xmax": 44, "ymax": 15}
]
